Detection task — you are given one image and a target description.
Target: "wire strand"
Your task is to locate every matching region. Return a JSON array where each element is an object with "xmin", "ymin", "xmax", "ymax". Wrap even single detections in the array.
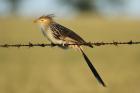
[{"xmin": 0, "ymin": 40, "xmax": 139, "ymax": 48}]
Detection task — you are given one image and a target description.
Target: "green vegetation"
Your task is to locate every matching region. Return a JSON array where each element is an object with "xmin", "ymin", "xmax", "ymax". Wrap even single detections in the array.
[{"xmin": 0, "ymin": 17, "xmax": 140, "ymax": 93}]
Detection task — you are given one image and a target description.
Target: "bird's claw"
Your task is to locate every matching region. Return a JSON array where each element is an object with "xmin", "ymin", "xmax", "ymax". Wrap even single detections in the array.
[{"xmin": 62, "ymin": 43, "xmax": 68, "ymax": 47}]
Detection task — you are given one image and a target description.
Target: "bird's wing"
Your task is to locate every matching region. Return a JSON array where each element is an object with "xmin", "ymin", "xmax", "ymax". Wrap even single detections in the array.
[{"xmin": 50, "ymin": 23, "xmax": 86, "ymax": 43}]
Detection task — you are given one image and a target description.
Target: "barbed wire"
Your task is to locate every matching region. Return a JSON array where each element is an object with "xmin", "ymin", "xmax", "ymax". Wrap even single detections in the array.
[{"xmin": 0, "ymin": 40, "xmax": 140, "ymax": 48}]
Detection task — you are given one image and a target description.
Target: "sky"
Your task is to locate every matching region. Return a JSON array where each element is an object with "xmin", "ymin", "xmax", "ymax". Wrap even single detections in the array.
[{"xmin": 0, "ymin": 0, "xmax": 140, "ymax": 18}]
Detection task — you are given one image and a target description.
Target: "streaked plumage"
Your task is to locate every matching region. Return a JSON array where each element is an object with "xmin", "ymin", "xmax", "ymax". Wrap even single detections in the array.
[{"xmin": 34, "ymin": 14, "xmax": 106, "ymax": 87}]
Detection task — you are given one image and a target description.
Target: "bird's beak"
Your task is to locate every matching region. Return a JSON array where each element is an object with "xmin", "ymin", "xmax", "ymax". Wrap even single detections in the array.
[{"xmin": 33, "ymin": 19, "xmax": 38, "ymax": 23}]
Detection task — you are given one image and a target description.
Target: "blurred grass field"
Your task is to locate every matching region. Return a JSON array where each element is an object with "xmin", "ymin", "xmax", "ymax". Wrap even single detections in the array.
[{"xmin": 0, "ymin": 17, "xmax": 140, "ymax": 93}]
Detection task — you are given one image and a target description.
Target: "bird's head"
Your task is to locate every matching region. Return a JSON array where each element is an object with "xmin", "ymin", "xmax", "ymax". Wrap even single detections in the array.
[{"xmin": 34, "ymin": 14, "xmax": 54, "ymax": 26}]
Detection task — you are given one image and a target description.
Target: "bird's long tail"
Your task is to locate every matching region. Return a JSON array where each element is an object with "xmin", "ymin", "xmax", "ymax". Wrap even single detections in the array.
[{"xmin": 79, "ymin": 47, "xmax": 106, "ymax": 87}]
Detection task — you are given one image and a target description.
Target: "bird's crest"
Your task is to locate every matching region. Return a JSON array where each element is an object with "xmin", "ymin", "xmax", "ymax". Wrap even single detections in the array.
[{"xmin": 39, "ymin": 14, "xmax": 55, "ymax": 20}]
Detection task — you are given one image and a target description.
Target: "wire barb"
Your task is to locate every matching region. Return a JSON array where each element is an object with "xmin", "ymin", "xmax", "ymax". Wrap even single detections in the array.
[{"xmin": 0, "ymin": 40, "xmax": 140, "ymax": 48}]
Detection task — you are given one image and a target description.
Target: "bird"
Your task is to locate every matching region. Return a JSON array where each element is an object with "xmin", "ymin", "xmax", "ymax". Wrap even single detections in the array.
[{"xmin": 34, "ymin": 14, "xmax": 106, "ymax": 87}]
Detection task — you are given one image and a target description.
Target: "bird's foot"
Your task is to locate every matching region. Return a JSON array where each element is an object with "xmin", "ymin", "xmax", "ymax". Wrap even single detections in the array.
[{"xmin": 61, "ymin": 43, "xmax": 68, "ymax": 47}]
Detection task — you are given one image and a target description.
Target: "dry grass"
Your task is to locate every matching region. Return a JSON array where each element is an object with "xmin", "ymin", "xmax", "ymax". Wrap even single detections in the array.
[{"xmin": 0, "ymin": 17, "xmax": 140, "ymax": 93}]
